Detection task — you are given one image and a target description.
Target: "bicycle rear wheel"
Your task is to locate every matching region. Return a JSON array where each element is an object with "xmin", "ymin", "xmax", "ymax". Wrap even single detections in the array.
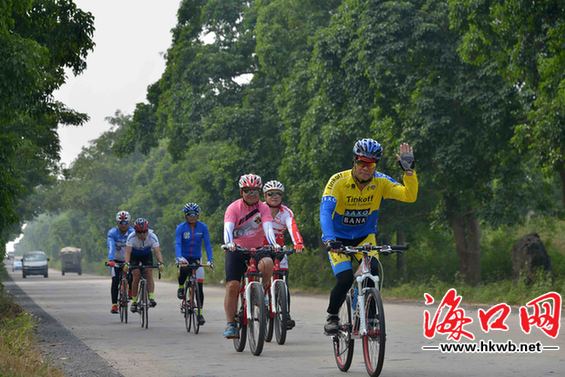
[
  {"xmin": 193, "ymin": 281, "xmax": 202, "ymax": 334},
  {"xmin": 333, "ymin": 293, "xmax": 354, "ymax": 372},
  {"xmin": 233, "ymin": 291, "xmax": 247, "ymax": 352},
  {"xmin": 184, "ymin": 284, "xmax": 192, "ymax": 332},
  {"xmin": 247, "ymin": 283, "xmax": 266, "ymax": 356},
  {"xmin": 274, "ymin": 280, "xmax": 288, "ymax": 345},
  {"xmin": 362, "ymin": 287, "xmax": 386, "ymax": 377},
  {"xmin": 265, "ymin": 290, "xmax": 273, "ymax": 342}
]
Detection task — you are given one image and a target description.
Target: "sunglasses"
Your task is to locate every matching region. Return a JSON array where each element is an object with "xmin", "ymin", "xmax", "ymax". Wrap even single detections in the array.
[
  {"xmin": 242, "ymin": 188, "xmax": 260, "ymax": 194},
  {"xmin": 136, "ymin": 231, "xmax": 148, "ymax": 234},
  {"xmin": 267, "ymin": 191, "xmax": 283, "ymax": 197},
  {"xmin": 354, "ymin": 160, "xmax": 376, "ymax": 169},
  {"xmin": 185, "ymin": 212, "xmax": 199, "ymax": 217},
  {"xmin": 118, "ymin": 221, "xmax": 130, "ymax": 225}
]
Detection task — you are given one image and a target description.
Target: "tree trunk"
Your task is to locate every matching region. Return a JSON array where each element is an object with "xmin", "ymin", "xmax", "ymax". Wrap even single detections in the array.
[
  {"xmin": 448, "ymin": 211, "xmax": 481, "ymax": 285},
  {"xmin": 559, "ymin": 162, "xmax": 565, "ymax": 207},
  {"xmin": 396, "ymin": 230, "xmax": 407, "ymax": 280}
]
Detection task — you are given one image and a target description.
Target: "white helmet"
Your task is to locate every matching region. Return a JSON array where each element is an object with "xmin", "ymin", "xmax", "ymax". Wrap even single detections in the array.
[
  {"xmin": 115, "ymin": 210, "xmax": 131, "ymax": 224},
  {"xmin": 238, "ymin": 173, "xmax": 263, "ymax": 189},
  {"xmin": 263, "ymin": 180, "xmax": 285, "ymax": 193}
]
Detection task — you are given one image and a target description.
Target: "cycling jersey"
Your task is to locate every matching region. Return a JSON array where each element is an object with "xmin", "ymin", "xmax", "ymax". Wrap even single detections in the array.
[
  {"xmin": 175, "ymin": 221, "xmax": 213, "ymax": 262},
  {"xmin": 264, "ymin": 204, "xmax": 303, "ymax": 269},
  {"xmin": 270, "ymin": 204, "xmax": 303, "ymax": 246},
  {"xmin": 224, "ymin": 198, "xmax": 277, "ymax": 249},
  {"xmin": 126, "ymin": 230, "xmax": 160, "ymax": 256},
  {"xmin": 320, "ymin": 169, "xmax": 418, "ymax": 242},
  {"xmin": 107, "ymin": 226, "xmax": 134, "ymax": 261}
]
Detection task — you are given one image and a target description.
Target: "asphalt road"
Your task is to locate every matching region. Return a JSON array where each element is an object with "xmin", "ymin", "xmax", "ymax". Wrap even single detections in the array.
[{"xmin": 3, "ymin": 264, "xmax": 564, "ymax": 377}]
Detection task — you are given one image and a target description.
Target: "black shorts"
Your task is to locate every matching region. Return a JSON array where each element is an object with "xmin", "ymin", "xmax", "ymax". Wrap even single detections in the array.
[
  {"xmin": 225, "ymin": 251, "xmax": 247, "ymax": 282},
  {"xmin": 130, "ymin": 253, "xmax": 153, "ymax": 266},
  {"xmin": 224, "ymin": 252, "xmax": 271, "ymax": 283}
]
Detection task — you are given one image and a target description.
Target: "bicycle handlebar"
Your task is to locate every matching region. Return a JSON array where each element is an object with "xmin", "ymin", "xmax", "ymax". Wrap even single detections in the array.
[
  {"xmin": 176, "ymin": 262, "xmax": 214, "ymax": 269},
  {"xmin": 221, "ymin": 244, "xmax": 297, "ymax": 255},
  {"xmin": 330, "ymin": 244, "xmax": 408, "ymax": 256},
  {"xmin": 105, "ymin": 261, "xmax": 127, "ymax": 267}
]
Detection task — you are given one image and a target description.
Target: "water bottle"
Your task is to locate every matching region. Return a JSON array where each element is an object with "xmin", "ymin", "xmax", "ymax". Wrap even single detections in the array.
[{"xmin": 351, "ymin": 286, "xmax": 358, "ymax": 311}]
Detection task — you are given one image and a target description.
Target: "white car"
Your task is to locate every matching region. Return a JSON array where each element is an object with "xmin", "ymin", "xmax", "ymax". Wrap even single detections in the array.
[{"xmin": 12, "ymin": 258, "xmax": 22, "ymax": 272}]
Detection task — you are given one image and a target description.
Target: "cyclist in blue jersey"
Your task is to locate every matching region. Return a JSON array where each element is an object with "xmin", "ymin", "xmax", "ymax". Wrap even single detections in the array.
[
  {"xmin": 123, "ymin": 218, "xmax": 164, "ymax": 312},
  {"xmin": 320, "ymin": 139, "xmax": 418, "ymax": 334},
  {"xmin": 106, "ymin": 211, "xmax": 134, "ymax": 314},
  {"xmin": 175, "ymin": 202, "xmax": 214, "ymax": 326}
]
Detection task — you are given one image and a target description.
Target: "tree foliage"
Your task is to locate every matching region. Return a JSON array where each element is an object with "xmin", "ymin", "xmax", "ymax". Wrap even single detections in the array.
[
  {"xmin": 450, "ymin": 0, "xmax": 565, "ymax": 205},
  {"xmin": 0, "ymin": 0, "xmax": 94, "ymax": 253},
  {"xmin": 15, "ymin": 0, "xmax": 562, "ymax": 286}
]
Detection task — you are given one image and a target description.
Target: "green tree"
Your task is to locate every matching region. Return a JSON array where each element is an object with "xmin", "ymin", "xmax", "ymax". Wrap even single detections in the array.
[
  {"xmin": 450, "ymin": 0, "xmax": 565, "ymax": 206},
  {"xmin": 0, "ymin": 0, "xmax": 94, "ymax": 253},
  {"xmin": 279, "ymin": 0, "xmax": 525, "ymax": 284}
]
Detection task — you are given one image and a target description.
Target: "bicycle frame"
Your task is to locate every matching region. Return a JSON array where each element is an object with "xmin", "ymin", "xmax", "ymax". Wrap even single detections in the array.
[
  {"xmin": 330, "ymin": 243, "xmax": 407, "ymax": 377},
  {"xmin": 268, "ymin": 249, "xmax": 293, "ymax": 314},
  {"xmin": 353, "ymin": 253, "xmax": 381, "ymax": 337},
  {"xmin": 243, "ymin": 255, "xmax": 262, "ymax": 322}
]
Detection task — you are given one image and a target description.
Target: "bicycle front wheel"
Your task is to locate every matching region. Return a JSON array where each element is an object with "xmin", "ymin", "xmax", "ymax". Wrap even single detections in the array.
[
  {"xmin": 233, "ymin": 291, "xmax": 247, "ymax": 352},
  {"xmin": 274, "ymin": 280, "xmax": 288, "ymax": 345},
  {"xmin": 119, "ymin": 279, "xmax": 128, "ymax": 324},
  {"xmin": 184, "ymin": 284, "xmax": 192, "ymax": 332},
  {"xmin": 140, "ymin": 281, "xmax": 149, "ymax": 329},
  {"xmin": 333, "ymin": 292, "xmax": 354, "ymax": 372},
  {"xmin": 362, "ymin": 288, "xmax": 386, "ymax": 377},
  {"xmin": 247, "ymin": 283, "xmax": 266, "ymax": 356}
]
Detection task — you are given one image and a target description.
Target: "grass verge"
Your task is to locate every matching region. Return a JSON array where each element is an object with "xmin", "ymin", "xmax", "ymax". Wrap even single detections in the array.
[{"xmin": 0, "ymin": 267, "xmax": 64, "ymax": 377}]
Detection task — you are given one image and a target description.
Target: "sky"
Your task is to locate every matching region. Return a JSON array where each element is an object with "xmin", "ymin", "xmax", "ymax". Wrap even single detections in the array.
[{"xmin": 55, "ymin": 0, "xmax": 182, "ymax": 167}]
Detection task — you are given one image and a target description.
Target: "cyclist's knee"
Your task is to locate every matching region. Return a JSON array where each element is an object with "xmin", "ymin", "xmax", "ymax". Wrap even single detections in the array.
[
  {"xmin": 335, "ymin": 270, "xmax": 354, "ymax": 288},
  {"xmin": 259, "ymin": 257, "xmax": 274, "ymax": 270},
  {"xmin": 226, "ymin": 280, "xmax": 239, "ymax": 294}
]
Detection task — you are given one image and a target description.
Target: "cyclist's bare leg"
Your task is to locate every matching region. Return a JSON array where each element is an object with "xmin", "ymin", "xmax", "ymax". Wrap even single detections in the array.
[
  {"xmin": 146, "ymin": 269, "xmax": 154, "ymax": 293},
  {"xmin": 224, "ymin": 280, "xmax": 239, "ymax": 322},
  {"xmin": 131, "ymin": 270, "xmax": 141, "ymax": 298},
  {"xmin": 258, "ymin": 257, "xmax": 274, "ymax": 291}
]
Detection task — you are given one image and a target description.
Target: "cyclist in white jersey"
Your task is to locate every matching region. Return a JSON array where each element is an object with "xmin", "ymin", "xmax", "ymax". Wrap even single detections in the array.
[
  {"xmin": 123, "ymin": 218, "xmax": 164, "ymax": 312},
  {"xmin": 263, "ymin": 180, "xmax": 304, "ymax": 329}
]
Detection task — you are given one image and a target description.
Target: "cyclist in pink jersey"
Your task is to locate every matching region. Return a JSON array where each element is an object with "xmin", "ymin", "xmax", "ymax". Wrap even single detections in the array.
[
  {"xmin": 263, "ymin": 179, "xmax": 304, "ymax": 330},
  {"xmin": 222, "ymin": 173, "xmax": 279, "ymax": 338}
]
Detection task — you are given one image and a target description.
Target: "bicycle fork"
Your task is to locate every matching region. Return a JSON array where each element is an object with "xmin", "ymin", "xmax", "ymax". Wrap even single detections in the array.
[{"xmin": 355, "ymin": 273, "xmax": 380, "ymax": 336}]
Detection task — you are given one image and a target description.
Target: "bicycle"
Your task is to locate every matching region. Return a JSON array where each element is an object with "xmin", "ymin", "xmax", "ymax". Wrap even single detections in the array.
[
  {"xmin": 128, "ymin": 263, "xmax": 161, "ymax": 329},
  {"xmin": 105, "ymin": 261, "xmax": 130, "ymax": 323},
  {"xmin": 222, "ymin": 244, "xmax": 271, "ymax": 356},
  {"xmin": 265, "ymin": 247, "xmax": 296, "ymax": 345},
  {"xmin": 177, "ymin": 261, "xmax": 213, "ymax": 334},
  {"xmin": 330, "ymin": 244, "xmax": 407, "ymax": 377}
]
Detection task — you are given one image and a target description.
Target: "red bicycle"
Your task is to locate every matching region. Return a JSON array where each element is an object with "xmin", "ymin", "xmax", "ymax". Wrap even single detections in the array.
[
  {"xmin": 222, "ymin": 245, "xmax": 271, "ymax": 356},
  {"xmin": 265, "ymin": 247, "xmax": 295, "ymax": 345},
  {"xmin": 105, "ymin": 261, "xmax": 130, "ymax": 323}
]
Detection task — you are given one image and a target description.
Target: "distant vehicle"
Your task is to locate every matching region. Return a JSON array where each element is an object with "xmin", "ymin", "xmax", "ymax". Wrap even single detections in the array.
[
  {"xmin": 22, "ymin": 251, "xmax": 49, "ymax": 278},
  {"xmin": 60, "ymin": 247, "xmax": 82, "ymax": 276},
  {"xmin": 7, "ymin": 251, "xmax": 15, "ymax": 260},
  {"xmin": 12, "ymin": 257, "xmax": 22, "ymax": 272}
]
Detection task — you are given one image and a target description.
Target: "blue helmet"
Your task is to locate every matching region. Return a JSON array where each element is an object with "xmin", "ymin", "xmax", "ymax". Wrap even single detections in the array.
[
  {"xmin": 183, "ymin": 202, "xmax": 201, "ymax": 216},
  {"xmin": 353, "ymin": 138, "xmax": 382, "ymax": 162}
]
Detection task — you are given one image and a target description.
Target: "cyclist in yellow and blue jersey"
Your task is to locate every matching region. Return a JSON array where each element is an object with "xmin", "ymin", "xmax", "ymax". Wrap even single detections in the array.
[{"xmin": 320, "ymin": 138, "xmax": 418, "ymax": 334}]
